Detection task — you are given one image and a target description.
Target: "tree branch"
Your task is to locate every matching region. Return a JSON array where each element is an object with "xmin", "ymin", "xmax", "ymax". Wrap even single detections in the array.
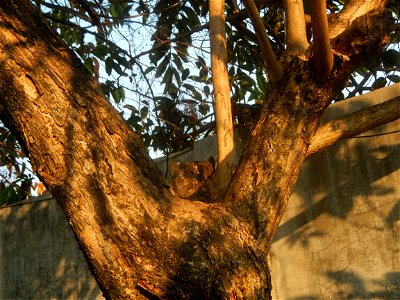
[
  {"xmin": 308, "ymin": 84, "xmax": 400, "ymax": 156},
  {"xmin": 310, "ymin": 0, "xmax": 333, "ymax": 76},
  {"xmin": 243, "ymin": 0, "xmax": 283, "ymax": 82},
  {"xmin": 283, "ymin": 0, "xmax": 308, "ymax": 54},
  {"xmin": 329, "ymin": 0, "xmax": 388, "ymax": 40},
  {"xmin": 209, "ymin": 0, "xmax": 235, "ymax": 188}
]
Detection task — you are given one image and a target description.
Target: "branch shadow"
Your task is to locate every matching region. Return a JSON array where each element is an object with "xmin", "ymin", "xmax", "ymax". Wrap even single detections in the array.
[
  {"xmin": 273, "ymin": 139, "xmax": 400, "ymax": 247},
  {"xmin": 325, "ymin": 270, "xmax": 400, "ymax": 299}
]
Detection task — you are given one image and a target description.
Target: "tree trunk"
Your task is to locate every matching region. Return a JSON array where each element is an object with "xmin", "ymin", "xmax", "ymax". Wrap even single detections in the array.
[
  {"xmin": 0, "ymin": 1, "xmax": 271, "ymax": 298},
  {"xmin": 0, "ymin": 0, "xmax": 394, "ymax": 299}
]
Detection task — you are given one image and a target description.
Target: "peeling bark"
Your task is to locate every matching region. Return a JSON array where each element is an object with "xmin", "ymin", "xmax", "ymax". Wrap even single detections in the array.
[{"xmin": 329, "ymin": 0, "xmax": 388, "ymax": 40}]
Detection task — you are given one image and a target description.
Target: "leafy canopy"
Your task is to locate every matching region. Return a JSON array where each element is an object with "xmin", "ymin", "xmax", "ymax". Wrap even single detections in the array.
[{"xmin": 0, "ymin": 0, "xmax": 399, "ymax": 205}]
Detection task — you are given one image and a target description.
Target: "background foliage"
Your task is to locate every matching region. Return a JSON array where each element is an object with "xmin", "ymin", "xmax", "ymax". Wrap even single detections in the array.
[{"xmin": 0, "ymin": 0, "xmax": 399, "ymax": 205}]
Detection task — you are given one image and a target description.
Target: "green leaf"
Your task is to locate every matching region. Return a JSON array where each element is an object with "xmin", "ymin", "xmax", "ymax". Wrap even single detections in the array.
[
  {"xmin": 257, "ymin": 71, "xmax": 267, "ymax": 94},
  {"xmin": 162, "ymin": 67, "xmax": 173, "ymax": 86},
  {"xmin": 112, "ymin": 60, "xmax": 124, "ymax": 75},
  {"xmin": 203, "ymin": 85, "xmax": 211, "ymax": 97},
  {"xmin": 167, "ymin": 83, "xmax": 179, "ymax": 99},
  {"xmin": 140, "ymin": 107, "xmax": 149, "ymax": 119},
  {"xmin": 83, "ymin": 57, "xmax": 93, "ymax": 73},
  {"xmin": 0, "ymin": 185, "xmax": 18, "ymax": 207},
  {"xmin": 388, "ymin": 74, "xmax": 400, "ymax": 83},
  {"xmin": 382, "ymin": 49, "xmax": 400, "ymax": 68},
  {"xmin": 105, "ymin": 56, "xmax": 113, "ymax": 75},
  {"xmin": 172, "ymin": 53, "xmax": 183, "ymax": 71},
  {"xmin": 192, "ymin": 90, "xmax": 202, "ymax": 101},
  {"xmin": 197, "ymin": 55, "xmax": 207, "ymax": 67},
  {"xmin": 199, "ymin": 103, "xmax": 210, "ymax": 116},
  {"xmin": 182, "ymin": 68, "xmax": 190, "ymax": 81},
  {"xmin": 155, "ymin": 54, "xmax": 170, "ymax": 78},
  {"xmin": 111, "ymin": 86, "xmax": 125, "ymax": 103},
  {"xmin": 356, "ymin": 66, "xmax": 369, "ymax": 77},
  {"xmin": 171, "ymin": 67, "xmax": 181, "ymax": 86},
  {"xmin": 372, "ymin": 77, "xmax": 387, "ymax": 90},
  {"xmin": 182, "ymin": 6, "xmax": 200, "ymax": 29},
  {"xmin": 92, "ymin": 44, "xmax": 109, "ymax": 60},
  {"xmin": 183, "ymin": 83, "xmax": 197, "ymax": 94},
  {"xmin": 144, "ymin": 66, "xmax": 155, "ymax": 75},
  {"xmin": 118, "ymin": 86, "xmax": 125, "ymax": 102}
]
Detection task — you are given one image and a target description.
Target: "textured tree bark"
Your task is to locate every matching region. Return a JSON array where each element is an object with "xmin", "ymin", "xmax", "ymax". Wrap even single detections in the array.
[
  {"xmin": 0, "ymin": 1, "xmax": 272, "ymax": 298},
  {"xmin": 308, "ymin": 95, "xmax": 400, "ymax": 156},
  {"xmin": 0, "ymin": 0, "xmax": 395, "ymax": 299},
  {"xmin": 224, "ymin": 56, "xmax": 340, "ymax": 246}
]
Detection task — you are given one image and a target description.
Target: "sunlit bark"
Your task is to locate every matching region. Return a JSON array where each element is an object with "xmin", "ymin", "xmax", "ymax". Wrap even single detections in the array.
[
  {"xmin": 283, "ymin": 0, "xmax": 309, "ymax": 54},
  {"xmin": 209, "ymin": 0, "xmax": 235, "ymax": 189}
]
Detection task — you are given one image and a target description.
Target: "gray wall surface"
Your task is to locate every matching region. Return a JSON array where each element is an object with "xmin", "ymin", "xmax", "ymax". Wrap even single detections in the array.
[
  {"xmin": 0, "ymin": 195, "xmax": 103, "ymax": 300},
  {"xmin": 1, "ymin": 84, "xmax": 399, "ymax": 299},
  {"xmin": 269, "ymin": 85, "xmax": 400, "ymax": 299}
]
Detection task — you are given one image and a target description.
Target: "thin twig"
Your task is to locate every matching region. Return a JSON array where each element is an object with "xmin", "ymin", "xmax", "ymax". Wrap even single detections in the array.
[{"xmin": 243, "ymin": 0, "xmax": 283, "ymax": 82}]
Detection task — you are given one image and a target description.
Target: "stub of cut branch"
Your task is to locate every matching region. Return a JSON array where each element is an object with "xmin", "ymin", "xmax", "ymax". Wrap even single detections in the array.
[{"xmin": 243, "ymin": 0, "xmax": 283, "ymax": 82}]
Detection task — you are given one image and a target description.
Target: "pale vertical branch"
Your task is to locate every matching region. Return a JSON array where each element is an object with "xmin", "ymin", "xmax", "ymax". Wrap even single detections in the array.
[
  {"xmin": 283, "ymin": 0, "xmax": 309, "ymax": 54},
  {"xmin": 310, "ymin": 0, "xmax": 333, "ymax": 76},
  {"xmin": 243, "ymin": 0, "xmax": 284, "ymax": 82},
  {"xmin": 209, "ymin": 0, "xmax": 235, "ymax": 188}
]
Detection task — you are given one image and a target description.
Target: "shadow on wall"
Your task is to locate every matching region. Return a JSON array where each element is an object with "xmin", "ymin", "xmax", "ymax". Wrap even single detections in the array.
[
  {"xmin": 273, "ymin": 142, "xmax": 400, "ymax": 246},
  {"xmin": 0, "ymin": 196, "xmax": 103, "ymax": 300},
  {"xmin": 325, "ymin": 271, "xmax": 400, "ymax": 299},
  {"xmin": 269, "ymin": 97, "xmax": 400, "ymax": 299}
]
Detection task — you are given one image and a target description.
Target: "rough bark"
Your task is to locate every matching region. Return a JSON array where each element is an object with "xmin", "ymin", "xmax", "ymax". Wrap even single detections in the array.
[
  {"xmin": 309, "ymin": 93, "xmax": 400, "ymax": 156},
  {"xmin": 0, "ymin": 0, "xmax": 396, "ymax": 299},
  {"xmin": 329, "ymin": 0, "xmax": 388, "ymax": 40},
  {"xmin": 0, "ymin": 1, "xmax": 272, "ymax": 298},
  {"xmin": 224, "ymin": 56, "xmax": 340, "ymax": 246}
]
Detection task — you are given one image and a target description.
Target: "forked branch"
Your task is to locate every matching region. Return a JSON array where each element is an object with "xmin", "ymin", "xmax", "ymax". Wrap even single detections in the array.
[
  {"xmin": 310, "ymin": 0, "xmax": 333, "ymax": 76},
  {"xmin": 243, "ymin": 0, "xmax": 283, "ymax": 82}
]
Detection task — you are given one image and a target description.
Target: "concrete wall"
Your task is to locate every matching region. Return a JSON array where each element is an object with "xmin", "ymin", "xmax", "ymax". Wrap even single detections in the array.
[
  {"xmin": 1, "ymin": 85, "xmax": 399, "ymax": 299},
  {"xmin": 0, "ymin": 194, "xmax": 103, "ymax": 300},
  {"xmin": 269, "ymin": 85, "xmax": 400, "ymax": 299}
]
